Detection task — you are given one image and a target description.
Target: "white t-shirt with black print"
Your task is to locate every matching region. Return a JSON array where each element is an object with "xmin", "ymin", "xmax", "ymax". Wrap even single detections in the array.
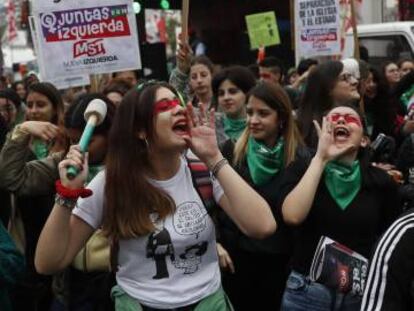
[{"xmin": 73, "ymin": 156, "xmax": 224, "ymax": 309}]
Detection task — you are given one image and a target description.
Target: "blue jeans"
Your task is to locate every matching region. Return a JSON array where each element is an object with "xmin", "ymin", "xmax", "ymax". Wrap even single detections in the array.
[{"xmin": 281, "ymin": 271, "xmax": 361, "ymax": 311}]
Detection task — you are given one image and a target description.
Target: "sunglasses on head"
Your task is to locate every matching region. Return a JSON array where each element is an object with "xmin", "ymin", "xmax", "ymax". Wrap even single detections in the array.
[
  {"xmin": 329, "ymin": 113, "xmax": 361, "ymax": 127},
  {"xmin": 154, "ymin": 98, "xmax": 182, "ymax": 114}
]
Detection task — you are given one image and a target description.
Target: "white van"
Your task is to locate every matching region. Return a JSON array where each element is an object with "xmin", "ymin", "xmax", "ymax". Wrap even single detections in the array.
[{"xmin": 345, "ymin": 22, "xmax": 414, "ymax": 67}]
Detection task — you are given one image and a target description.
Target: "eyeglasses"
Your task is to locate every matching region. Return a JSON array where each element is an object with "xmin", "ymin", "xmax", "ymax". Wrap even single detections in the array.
[
  {"xmin": 329, "ymin": 113, "xmax": 362, "ymax": 127},
  {"xmin": 338, "ymin": 73, "xmax": 357, "ymax": 83},
  {"xmin": 338, "ymin": 73, "xmax": 360, "ymax": 84}
]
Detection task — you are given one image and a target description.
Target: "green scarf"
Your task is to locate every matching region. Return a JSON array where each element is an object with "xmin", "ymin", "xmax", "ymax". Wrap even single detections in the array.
[
  {"xmin": 87, "ymin": 165, "xmax": 104, "ymax": 184},
  {"xmin": 246, "ymin": 137, "xmax": 284, "ymax": 186},
  {"xmin": 324, "ymin": 160, "xmax": 361, "ymax": 210},
  {"xmin": 401, "ymin": 84, "xmax": 414, "ymax": 110},
  {"xmin": 223, "ymin": 117, "xmax": 246, "ymax": 141},
  {"xmin": 32, "ymin": 139, "xmax": 49, "ymax": 159}
]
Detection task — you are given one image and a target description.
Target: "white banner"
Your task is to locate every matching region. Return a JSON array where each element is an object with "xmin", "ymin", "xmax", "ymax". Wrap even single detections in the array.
[
  {"xmin": 47, "ymin": 75, "xmax": 91, "ymax": 90},
  {"xmin": 295, "ymin": 0, "xmax": 341, "ymax": 62},
  {"xmin": 32, "ymin": 0, "xmax": 141, "ymax": 78},
  {"xmin": 29, "ymin": 16, "xmax": 90, "ymax": 89}
]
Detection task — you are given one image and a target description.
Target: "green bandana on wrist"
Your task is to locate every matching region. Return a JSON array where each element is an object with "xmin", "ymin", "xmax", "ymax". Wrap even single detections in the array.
[
  {"xmin": 246, "ymin": 137, "xmax": 284, "ymax": 185},
  {"xmin": 32, "ymin": 139, "xmax": 49, "ymax": 160},
  {"xmin": 324, "ymin": 160, "xmax": 361, "ymax": 210},
  {"xmin": 223, "ymin": 117, "xmax": 246, "ymax": 141}
]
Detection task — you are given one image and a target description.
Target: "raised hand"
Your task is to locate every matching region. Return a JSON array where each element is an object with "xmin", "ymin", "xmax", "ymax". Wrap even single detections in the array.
[
  {"xmin": 176, "ymin": 36, "xmax": 193, "ymax": 74},
  {"xmin": 58, "ymin": 145, "xmax": 88, "ymax": 189},
  {"xmin": 21, "ymin": 121, "xmax": 60, "ymax": 142},
  {"xmin": 314, "ymin": 117, "xmax": 356, "ymax": 163},
  {"xmin": 184, "ymin": 103, "xmax": 222, "ymax": 168}
]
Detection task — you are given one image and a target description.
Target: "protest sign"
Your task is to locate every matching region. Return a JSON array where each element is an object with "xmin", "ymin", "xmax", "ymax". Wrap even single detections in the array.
[
  {"xmin": 245, "ymin": 11, "xmax": 280, "ymax": 50},
  {"xmin": 29, "ymin": 16, "xmax": 90, "ymax": 89},
  {"xmin": 295, "ymin": 0, "xmax": 341, "ymax": 62},
  {"xmin": 31, "ymin": 0, "xmax": 141, "ymax": 79},
  {"xmin": 47, "ymin": 75, "xmax": 91, "ymax": 90}
]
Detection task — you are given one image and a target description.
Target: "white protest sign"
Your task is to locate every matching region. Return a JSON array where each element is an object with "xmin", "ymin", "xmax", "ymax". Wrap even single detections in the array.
[
  {"xmin": 47, "ymin": 75, "xmax": 91, "ymax": 90},
  {"xmin": 295, "ymin": 0, "xmax": 341, "ymax": 62},
  {"xmin": 32, "ymin": 0, "xmax": 141, "ymax": 79},
  {"xmin": 29, "ymin": 16, "xmax": 90, "ymax": 89}
]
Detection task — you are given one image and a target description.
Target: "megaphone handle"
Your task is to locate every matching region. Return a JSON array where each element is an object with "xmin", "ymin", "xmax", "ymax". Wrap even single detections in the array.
[{"xmin": 66, "ymin": 116, "xmax": 97, "ymax": 180}]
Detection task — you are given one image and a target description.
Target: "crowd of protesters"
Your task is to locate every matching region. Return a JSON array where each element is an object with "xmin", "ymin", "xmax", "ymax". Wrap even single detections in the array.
[{"xmin": 1, "ymin": 40, "xmax": 414, "ymax": 311}]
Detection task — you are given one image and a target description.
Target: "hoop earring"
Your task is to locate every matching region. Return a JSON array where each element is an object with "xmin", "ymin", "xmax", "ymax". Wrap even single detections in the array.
[{"xmin": 144, "ymin": 138, "xmax": 149, "ymax": 149}]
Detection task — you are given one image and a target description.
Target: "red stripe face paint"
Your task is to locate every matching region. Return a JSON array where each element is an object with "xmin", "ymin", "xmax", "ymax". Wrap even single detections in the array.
[
  {"xmin": 154, "ymin": 98, "xmax": 181, "ymax": 115},
  {"xmin": 329, "ymin": 113, "xmax": 362, "ymax": 127}
]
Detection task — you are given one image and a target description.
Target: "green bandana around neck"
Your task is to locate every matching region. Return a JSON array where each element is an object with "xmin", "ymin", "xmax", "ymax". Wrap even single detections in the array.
[
  {"xmin": 223, "ymin": 116, "xmax": 246, "ymax": 141},
  {"xmin": 246, "ymin": 137, "xmax": 284, "ymax": 185},
  {"xmin": 324, "ymin": 160, "xmax": 361, "ymax": 210},
  {"xmin": 32, "ymin": 139, "xmax": 49, "ymax": 159}
]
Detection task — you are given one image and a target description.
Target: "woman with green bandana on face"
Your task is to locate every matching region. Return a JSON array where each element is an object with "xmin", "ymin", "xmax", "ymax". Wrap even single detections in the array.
[
  {"xmin": 279, "ymin": 104, "xmax": 402, "ymax": 311},
  {"xmin": 212, "ymin": 66, "xmax": 257, "ymax": 146},
  {"xmin": 217, "ymin": 82, "xmax": 307, "ymax": 311}
]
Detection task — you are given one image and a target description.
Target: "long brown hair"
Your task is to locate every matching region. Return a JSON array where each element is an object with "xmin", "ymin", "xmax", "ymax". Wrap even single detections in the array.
[
  {"xmin": 234, "ymin": 82, "xmax": 303, "ymax": 167},
  {"xmin": 102, "ymin": 81, "xmax": 178, "ymax": 240}
]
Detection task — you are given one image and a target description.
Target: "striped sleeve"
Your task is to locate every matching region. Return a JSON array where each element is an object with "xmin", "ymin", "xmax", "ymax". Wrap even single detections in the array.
[{"xmin": 361, "ymin": 211, "xmax": 414, "ymax": 311}]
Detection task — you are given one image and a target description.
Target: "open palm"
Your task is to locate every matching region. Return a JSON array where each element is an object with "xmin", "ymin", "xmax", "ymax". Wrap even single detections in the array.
[
  {"xmin": 184, "ymin": 104, "xmax": 220, "ymax": 164},
  {"xmin": 314, "ymin": 118, "xmax": 356, "ymax": 162}
]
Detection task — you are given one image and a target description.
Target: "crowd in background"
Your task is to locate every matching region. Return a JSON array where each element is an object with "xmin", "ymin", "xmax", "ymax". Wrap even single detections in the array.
[{"xmin": 1, "ymin": 41, "xmax": 414, "ymax": 311}]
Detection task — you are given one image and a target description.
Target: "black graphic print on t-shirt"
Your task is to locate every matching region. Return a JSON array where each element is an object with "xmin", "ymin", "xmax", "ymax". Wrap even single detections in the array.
[{"xmin": 146, "ymin": 201, "xmax": 210, "ymax": 279}]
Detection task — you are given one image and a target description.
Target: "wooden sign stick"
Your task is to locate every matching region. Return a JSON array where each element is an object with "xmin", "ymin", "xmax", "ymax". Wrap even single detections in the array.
[{"xmin": 181, "ymin": 0, "xmax": 190, "ymax": 43}]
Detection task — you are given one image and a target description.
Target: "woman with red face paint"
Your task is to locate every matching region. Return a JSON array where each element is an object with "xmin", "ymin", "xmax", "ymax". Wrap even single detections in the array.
[
  {"xmin": 279, "ymin": 104, "xmax": 401, "ymax": 311},
  {"xmin": 35, "ymin": 81, "xmax": 276, "ymax": 310},
  {"xmin": 297, "ymin": 61, "xmax": 361, "ymax": 149}
]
